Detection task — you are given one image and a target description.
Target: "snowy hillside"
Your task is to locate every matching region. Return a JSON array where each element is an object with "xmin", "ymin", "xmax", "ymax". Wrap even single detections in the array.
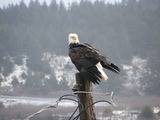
[{"xmin": 0, "ymin": 52, "xmax": 156, "ymax": 95}]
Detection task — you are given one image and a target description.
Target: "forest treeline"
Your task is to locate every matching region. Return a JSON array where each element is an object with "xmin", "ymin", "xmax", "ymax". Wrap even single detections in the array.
[{"xmin": 0, "ymin": 0, "xmax": 160, "ymax": 96}]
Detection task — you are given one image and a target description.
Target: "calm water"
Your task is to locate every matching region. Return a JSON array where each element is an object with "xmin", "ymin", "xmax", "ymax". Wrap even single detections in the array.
[{"xmin": 0, "ymin": 95, "xmax": 78, "ymax": 107}]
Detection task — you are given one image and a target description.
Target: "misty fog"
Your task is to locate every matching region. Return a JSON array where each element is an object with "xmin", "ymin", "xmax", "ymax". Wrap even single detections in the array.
[{"xmin": 0, "ymin": 0, "xmax": 160, "ymax": 120}]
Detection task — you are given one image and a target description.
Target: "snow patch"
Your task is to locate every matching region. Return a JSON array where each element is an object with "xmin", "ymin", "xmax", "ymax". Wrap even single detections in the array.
[
  {"xmin": 121, "ymin": 56, "xmax": 152, "ymax": 95},
  {"xmin": 42, "ymin": 52, "xmax": 76, "ymax": 86},
  {"xmin": 1, "ymin": 55, "xmax": 28, "ymax": 88}
]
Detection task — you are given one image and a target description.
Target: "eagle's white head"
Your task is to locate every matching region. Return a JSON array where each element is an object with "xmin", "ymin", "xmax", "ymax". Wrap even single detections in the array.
[{"xmin": 68, "ymin": 33, "xmax": 79, "ymax": 44}]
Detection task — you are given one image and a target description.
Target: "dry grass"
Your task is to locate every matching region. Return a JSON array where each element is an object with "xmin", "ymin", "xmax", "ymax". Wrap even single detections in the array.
[
  {"xmin": 0, "ymin": 95, "xmax": 160, "ymax": 120},
  {"xmin": 0, "ymin": 104, "xmax": 79, "ymax": 120}
]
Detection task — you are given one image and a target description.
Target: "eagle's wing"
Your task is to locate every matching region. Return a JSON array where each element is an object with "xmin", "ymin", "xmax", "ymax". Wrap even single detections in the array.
[
  {"xmin": 100, "ymin": 57, "xmax": 120, "ymax": 74},
  {"xmin": 84, "ymin": 43, "xmax": 120, "ymax": 74},
  {"xmin": 69, "ymin": 43, "xmax": 120, "ymax": 84},
  {"xmin": 69, "ymin": 43, "xmax": 102, "ymax": 84}
]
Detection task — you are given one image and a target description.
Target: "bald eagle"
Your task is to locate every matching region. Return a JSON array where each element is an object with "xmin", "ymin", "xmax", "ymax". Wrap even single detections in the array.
[{"xmin": 68, "ymin": 33, "xmax": 120, "ymax": 84}]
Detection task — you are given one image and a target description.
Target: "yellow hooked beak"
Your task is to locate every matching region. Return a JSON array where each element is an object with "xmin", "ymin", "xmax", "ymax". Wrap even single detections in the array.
[{"xmin": 71, "ymin": 36, "xmax": 77, "ymax": 40}]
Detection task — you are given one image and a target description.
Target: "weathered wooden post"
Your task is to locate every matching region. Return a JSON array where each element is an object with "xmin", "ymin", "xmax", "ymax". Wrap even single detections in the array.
[{"xmin": 75, "ymin": 72, "xmax": 96, "ymax": 120}]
